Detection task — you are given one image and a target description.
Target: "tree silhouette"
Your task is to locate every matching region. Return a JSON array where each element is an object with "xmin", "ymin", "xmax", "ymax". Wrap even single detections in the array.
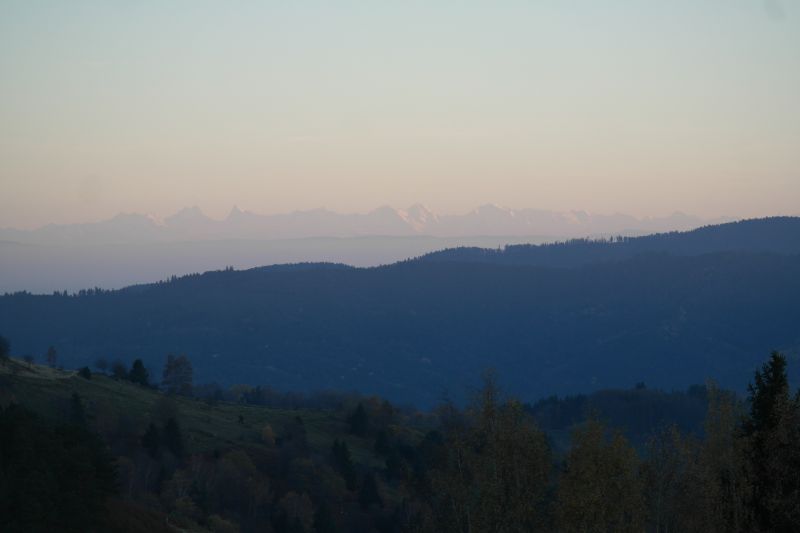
[
  {"xmin": 162, "ymin": 354, "xmax": 193, "ymax": 396},
  {"xmin": 128, "ymin": 359, "xmax": 149, "ymax": 386},
  {"xmin": 111, "ymin": 360, "xmax": 128, "ymax": 380},
  {"xmin": 556, "ymin": 418, "xmax": 645, "ymax": 533},
  {"xmin": 431, "ymin": 372, "xmax": 552, "ymax": 532},
  {"xmin": 742, "ymin": 351, "xmax": 800, "ymax": 530},
  {"xmin": 93, "ymin": 357, "xmax": 108, "ymax": 373}
]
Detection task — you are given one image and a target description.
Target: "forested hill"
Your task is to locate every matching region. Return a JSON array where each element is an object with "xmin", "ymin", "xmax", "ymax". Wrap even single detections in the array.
[
  {"xmin": 417, "ymin": 216, "xmax": 800, "ymax": 267},
  {"xmin": 2, "ymin": 250, "xmax": 800, "ymax": 406}
]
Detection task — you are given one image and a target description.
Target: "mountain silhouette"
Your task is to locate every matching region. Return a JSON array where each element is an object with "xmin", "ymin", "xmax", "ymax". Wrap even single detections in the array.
[{"xmin": 1, "ymin": 217, "xmax": 798, "ymax": 406}]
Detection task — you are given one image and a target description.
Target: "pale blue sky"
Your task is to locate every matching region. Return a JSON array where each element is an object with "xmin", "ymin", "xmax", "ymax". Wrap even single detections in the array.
[{"xmin": 1, "ymin": 1, "xmax": 798, "ymax": 227}]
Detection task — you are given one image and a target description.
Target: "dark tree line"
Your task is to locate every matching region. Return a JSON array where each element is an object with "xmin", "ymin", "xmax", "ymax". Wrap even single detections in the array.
[
  {"xmin": 90, "ymin": 354, "xmax": 192, "ymax": 394},
  {"xmin": 1, "ymin": 348, "xmax": 799, "ymax": 532},
  {"xmin": 4, "ymin": 245, "xmax": 800, "ymax": 408}
]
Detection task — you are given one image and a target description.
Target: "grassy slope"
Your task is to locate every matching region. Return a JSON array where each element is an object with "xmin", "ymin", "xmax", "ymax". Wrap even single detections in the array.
[
  {"xmin": 3, "ymin": 357, "xmax": 427, "ymax": 530},
  {"xmin": 0, "ymin": 358, "xmax": 393, "ymax": 468}
]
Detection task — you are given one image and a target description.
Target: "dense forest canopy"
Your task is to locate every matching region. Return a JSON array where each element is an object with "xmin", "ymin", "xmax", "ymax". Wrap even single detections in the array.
[
  {"xmin": 1, "ymin": 350, "xmax": 798, "ymax": 532},
  {"xmin": 419, "ymin": 216, "xmax": 800, "ymax": 266},
  {"xmin": 1, "ymin": 218, "xmax": 800, "ymax": 406}
]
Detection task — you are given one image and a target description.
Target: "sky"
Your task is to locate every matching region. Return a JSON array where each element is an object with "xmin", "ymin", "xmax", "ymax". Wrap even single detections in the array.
[{"xmin": 1, "ymin": 0, "xmax": 798, "ymax": 228}]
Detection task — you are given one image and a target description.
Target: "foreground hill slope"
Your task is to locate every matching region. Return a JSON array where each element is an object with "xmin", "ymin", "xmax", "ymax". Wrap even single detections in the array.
[
  {"xmin": 0, "ymin": 358, "xmax": 421, "ymax": 532},
  {"xmin": 1, "ymin": 218, "xmax": 799, "ymax": 406},
  {"xmin": 0, "ymin": 359, "xmax": 384, "ymax": 464}
]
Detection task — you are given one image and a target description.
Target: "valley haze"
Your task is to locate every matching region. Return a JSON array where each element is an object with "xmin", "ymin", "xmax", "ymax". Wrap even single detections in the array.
[{"xmin": 0, "ymin": 204, "xmax": 726, "ymax": 293}]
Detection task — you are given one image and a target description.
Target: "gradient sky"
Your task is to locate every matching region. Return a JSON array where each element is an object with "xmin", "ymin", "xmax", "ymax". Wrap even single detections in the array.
[{"xmin": 1, "ymin": 0, "xmax": 798, "ymax": 228}]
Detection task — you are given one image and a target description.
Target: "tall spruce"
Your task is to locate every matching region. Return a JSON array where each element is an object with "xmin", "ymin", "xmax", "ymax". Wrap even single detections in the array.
[
  {"xmin": 128, "ymin": 359, "xmax": 149, "ymax": 386},
  {"xmin": 741, "ymin": 352, "xmax": 800, "ymax": 531}
]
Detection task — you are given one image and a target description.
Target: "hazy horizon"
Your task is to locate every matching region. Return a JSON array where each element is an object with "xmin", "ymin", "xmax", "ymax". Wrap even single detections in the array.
[
  {"xmin": 0, "ymin": 203, "xmax": 794, "ymax": 232},
  {"xmin": 0, "ymin": 202, "xmax": 741, "ymax": 232},
  {"xmin": 2, "ymin": 1, "xmax": 799, "ymax": 229},
  {"xmin": 1, "ymin": 202, "xmax": 729, "ymax": 293}
]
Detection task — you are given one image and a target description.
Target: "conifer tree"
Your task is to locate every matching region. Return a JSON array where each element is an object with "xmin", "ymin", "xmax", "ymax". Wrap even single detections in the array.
[
  {"xmin": 129, "ymin": 359, "xmax": 149, "ymax": 386},
  {"xmin": 741, "ymin": 352, "xmax": 800, "ymax": 530}
]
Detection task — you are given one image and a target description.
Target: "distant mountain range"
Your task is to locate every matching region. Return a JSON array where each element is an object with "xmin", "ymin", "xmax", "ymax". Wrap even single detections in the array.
[
  {"xmin": 2, "ymin": 217, "xmax": 799, "ymax": 407},
  {"xmin": 0, "ymin": 205, "xmax": 725, "ymax": 245}
]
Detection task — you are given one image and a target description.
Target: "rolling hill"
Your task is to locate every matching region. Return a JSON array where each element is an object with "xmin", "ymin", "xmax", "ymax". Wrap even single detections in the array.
[
  {"xmin": 419, "ymin": 216, "xmax": 800, "ymax": 267},
  {"xmin": 1, "ymin": 217, "xmax": 799, "ymax": 406}
]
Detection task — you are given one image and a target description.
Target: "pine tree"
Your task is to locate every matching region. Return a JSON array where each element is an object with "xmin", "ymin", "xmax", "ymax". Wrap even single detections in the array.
[
  {"xmin": 129, "ymin": 359, "xmax": 149, "ymax": 386},
  {"xmin": 741, "ymin": 352, "xmax": 800, "ymax": 530}
]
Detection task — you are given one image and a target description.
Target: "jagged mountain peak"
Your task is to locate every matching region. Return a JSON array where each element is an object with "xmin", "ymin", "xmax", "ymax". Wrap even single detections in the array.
[
  {"xmin": 165, "ymin": 206, "xmax": 211, "ymax": 224},
  {"xmin": 0, "ymin": 205, "xmax": 726, "ymax": 244},
  {"xmin": 226, "ymin": 205, "xmax": 260, "ymax": 222}
]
